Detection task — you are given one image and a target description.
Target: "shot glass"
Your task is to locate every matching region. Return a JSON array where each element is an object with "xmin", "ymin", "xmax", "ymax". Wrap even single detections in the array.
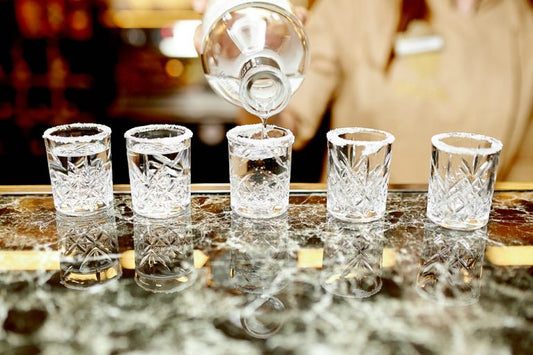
[
  {"xmin": 327, "ymin": 127, "xmax": 395, "ymax": 223},
  {"xmin": 227, "ymin": 124, "xmax": 294, "ymax": 219},
  {"xmin": 427, "ymin": 132, "xmax": 502, "ymax": 230},
  {"xmin": 43, "ymin": 123, "xmax": 113, "ymax": 216},
  {"xmin": 125, "ymin": 124, "xmax": 192, "ymax": 219}
]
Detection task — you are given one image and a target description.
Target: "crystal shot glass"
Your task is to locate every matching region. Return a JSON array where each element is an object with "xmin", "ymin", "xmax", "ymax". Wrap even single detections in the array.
[
  {"xmin": 227, "ymin": 124, "xmax": 294, "ymax": 219},
  {"xmin": 125, "ymin": 124, "xmax": 193, "ymax": 219},
  {"xmin": 427, "ymin": 132, "xmax": 502, "ymax": 230},
  {"xmin": 326, "ymin": 127, "xmax": 395, "ymax": 223},
  {"xmin": 43, "ymin": 123, "xmax": 114, "ymax": 216}
]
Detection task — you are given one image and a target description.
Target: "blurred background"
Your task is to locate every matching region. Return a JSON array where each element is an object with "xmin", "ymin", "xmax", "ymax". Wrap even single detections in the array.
[{"xmin": 0, "ymin": 0, "xmax": 324, "ymax": 185}]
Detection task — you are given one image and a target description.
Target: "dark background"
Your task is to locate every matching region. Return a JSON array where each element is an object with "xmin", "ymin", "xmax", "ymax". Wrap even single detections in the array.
[{"xmin": 0, "ymin": 0, "xmax": 325, "ymax": 185}]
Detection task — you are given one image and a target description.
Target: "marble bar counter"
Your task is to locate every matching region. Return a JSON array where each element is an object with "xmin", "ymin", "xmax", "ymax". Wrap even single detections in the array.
[{"xmin": 0, "ymin": 184, "xmax": 532, "ymax": 354}]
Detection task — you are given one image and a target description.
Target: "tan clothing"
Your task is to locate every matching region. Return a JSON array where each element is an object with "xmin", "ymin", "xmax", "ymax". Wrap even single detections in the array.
[{"xmin": 288, "ymin": 0, "xmax": 533, "ymax": 184}]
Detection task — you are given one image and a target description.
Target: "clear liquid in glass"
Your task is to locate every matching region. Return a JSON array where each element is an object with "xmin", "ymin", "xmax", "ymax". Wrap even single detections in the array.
[
  {"xmin": 127, "ymin": 142, "xmax": 191, "ymax": 218},
  {"xmin": 228, "ymin": 125, "xmax": 293, "ymax": 219}
]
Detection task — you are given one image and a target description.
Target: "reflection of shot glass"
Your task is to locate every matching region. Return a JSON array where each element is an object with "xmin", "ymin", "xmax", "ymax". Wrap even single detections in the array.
[
  {"xmin": 228, "ymin": 214, "xmax": 291, "ymax": 295},
  {"xmin": 321, "ymin": 218, "xmax": 385, "ymax": 298},
  {"xmin": 56, "ymin": 211, "xmax": 122, "ymax": 290},
  {"xmin": 227, "ymin": 124, "xmax": 294, "ymax": 219},
  {"xmin": 43, "ymin": 123, "xmax": 113, "ymax": 216},
  {"xmin": 416, "ymin": 223, "xmax": 487, "ymax": 306},
  {"xmin": 427, "ymin": 132, "xmax": 502, "ymax": 230},
  {"xmin": 211, "ymin": 214, "xmax": 291, "ymax": 295},
  {"xmin": 133, "ymin": 213, "xmax": 196, "ymax": 293},
  {"xmin": 211, "ymin": 214, "xmax": 290, "ymax": 339},
  {"xmin": 125, "ymin": 124, "xmax": 193, "ymax": 219},
  {"xmin": 327, "ymin": 127, "xmax": 394, "ymax": 223}
]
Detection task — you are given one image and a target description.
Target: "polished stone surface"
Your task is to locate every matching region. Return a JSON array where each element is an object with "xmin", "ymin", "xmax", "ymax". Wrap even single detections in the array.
[{"xmin": 0, "ymin": 188, "xmax": 532, "ymax": 354}]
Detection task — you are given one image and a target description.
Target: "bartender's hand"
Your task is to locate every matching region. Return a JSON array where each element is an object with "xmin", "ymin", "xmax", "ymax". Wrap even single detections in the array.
[
  {"xmin": 192, "ymin": 0, "xmax": 308, "ymax": 54},
  {"xmin": 192, "ymin": 0, "xmax": 208, "ymax": 13}
]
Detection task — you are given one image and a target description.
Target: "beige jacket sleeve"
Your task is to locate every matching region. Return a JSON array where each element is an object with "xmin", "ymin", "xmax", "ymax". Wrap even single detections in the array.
[
  {"xmin": 286, "ymin": 0, "xmax": 342, "ymax": 150},
  {"xmin": 503, "ymin": 0, "xmax": 533, "ymax": 181},
  {"xmin": 507, "ymin": 118, "xmax": 533, "ymax": 181}
]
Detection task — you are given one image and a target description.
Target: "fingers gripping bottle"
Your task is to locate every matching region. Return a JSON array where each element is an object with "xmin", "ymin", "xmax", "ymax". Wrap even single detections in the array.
[{"xmin": 201, "ymin": 0, "xmax": 309, "ymax": 120}]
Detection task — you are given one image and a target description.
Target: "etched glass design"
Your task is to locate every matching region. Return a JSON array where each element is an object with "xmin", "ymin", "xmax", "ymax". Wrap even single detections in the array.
[
  {"xmin": 321, "ymin": 218, "xmax": 384, "ymax": 298},
  {"xmin": 227, "ymin": 124, "xmax": 294, "ymax": 219},
  {"xmin": 43, "ymin": 123, "xmax": 113, "ymax": 216},
  {"xmin": 327, "ymin": 127, "xmax": 394, "ymax": 223},
  {"xmin": 416, "ymin": 223, "xmax": 487, "ymax": 306},
  {"xmin": 427, "ymin": 132, "xmax": 502, "ymax": 230},
  {"xmin": 125, "ymin": 125, "xmax": 192, "ymax": 218},
  {"xmin": 133, "ymin": 214, "xmax": 196, "ymax": 293},
  {"xmin": 56, "ymin": 211, "xmax": 122, "ymax": 289}
]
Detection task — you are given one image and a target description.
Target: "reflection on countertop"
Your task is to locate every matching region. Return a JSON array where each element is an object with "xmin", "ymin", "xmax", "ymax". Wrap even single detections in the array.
[{"xmin": 0, "ymin": 187, "xmax": 532, "ymax": 354}]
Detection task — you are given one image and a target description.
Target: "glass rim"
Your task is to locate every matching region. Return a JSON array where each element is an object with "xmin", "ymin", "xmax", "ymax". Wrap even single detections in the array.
[
  {"xmin": 432, "ymin": 132, "xmax": 503, "ymax": 155},
  {"xmin": 327, "ymin": 127, "xmax": 395, "ymax": 147},
  {"xmin": 42, "ymin": 123, "xmax": 111, "ymax": 143},
  {"xmin": 226, "ymin": 124, "xmax": 294, "ymax": 146},
  {"xmin": 124, "ymin": 124, "xmax": 193, "ymax": 144}
]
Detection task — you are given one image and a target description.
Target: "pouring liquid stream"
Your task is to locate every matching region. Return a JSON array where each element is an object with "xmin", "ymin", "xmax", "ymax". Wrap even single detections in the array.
[
  {"xmin": 249, "ymin": 115, "xmax": 269, "ymax": 139},
  {"xmin": 260, "ymin": 115, "xmax": 268, "ymax": 139}
]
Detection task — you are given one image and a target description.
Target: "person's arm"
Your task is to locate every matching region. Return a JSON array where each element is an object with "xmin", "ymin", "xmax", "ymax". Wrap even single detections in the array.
[{"xmin": 281, "ymin": 0, "xmax": 342, "ymax": 150}]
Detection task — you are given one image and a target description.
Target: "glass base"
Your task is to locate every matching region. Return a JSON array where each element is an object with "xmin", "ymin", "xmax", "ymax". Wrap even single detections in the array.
[
  {"xmin": 321, "ymin": 275, "xmax": 382, "ymax": 299},
  {"xmin": 60, "ymin": 262, "xmax": 122, "ymax": 290},
  {"xmin": 55, "ymin": 203, "xmax": 113, "ymax": 217},
  {"xmin": 135, "ymin": 271, "xmax": 197, "ymax": 294},
  {"xmin": 427, "ymin": 214, "xmax": 488, "ymax": 231},
  {"xmin": 415, "ymin": 279, "xmax": 480, "ymax": 307},
  {"xmin": 132, "ymin": 205, "xmax": 190, "ymax": 219},
  {"xmin": 231, "ymin": 205, "xmax": 288, "ymax": 219},
  {"xmin": 327, "ymin": 210, "xmax": 383, "ymax": 224}
]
